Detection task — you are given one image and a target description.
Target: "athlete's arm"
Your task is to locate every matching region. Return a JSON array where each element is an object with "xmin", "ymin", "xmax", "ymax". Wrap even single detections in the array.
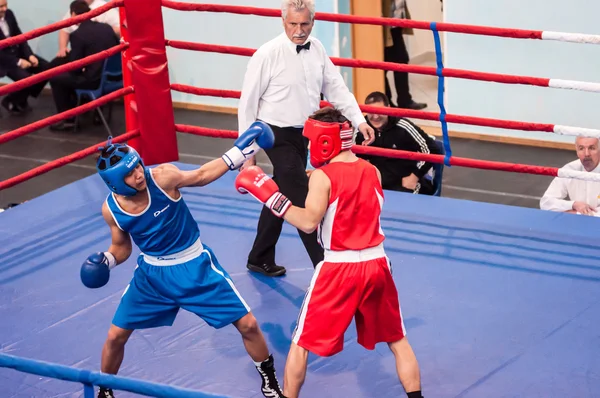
[
  {"xmin": 102, "ymin": 201, "xmax": 132, "ymax": 264},
  {"xmin": 236, "ymin": 166, "xmax": 330, "ymax": 234},
  {"xmin": 153, "ymin": 161, "xmax": 230, "ymax": 190},
  {"xmin": 152, "ymin": 120, "xmax": 275, "ymax": 189},
  {"xmin": 283, "ymin": 169, "xmax": 331, "ymax": 234}
]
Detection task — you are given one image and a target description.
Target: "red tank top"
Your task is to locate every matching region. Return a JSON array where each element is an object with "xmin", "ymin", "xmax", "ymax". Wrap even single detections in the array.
[{"xmin": 318, "ymin": 158, "xmax": 385, "ymax": 251}]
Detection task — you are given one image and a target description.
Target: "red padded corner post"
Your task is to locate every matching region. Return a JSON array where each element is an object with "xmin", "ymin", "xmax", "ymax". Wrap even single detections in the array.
[
  {"xmin": 122, "ymin": 0, "xmax": 178, "ymax": 165},
  {"xmin": 118, "ymin": 6, "xmax": 141, "ymax": 152}
]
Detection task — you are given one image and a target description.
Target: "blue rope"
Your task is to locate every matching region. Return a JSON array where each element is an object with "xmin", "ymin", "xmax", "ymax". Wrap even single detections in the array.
[
  {"xmin": 0, "ymin": 353, "xmax": 229, "ymax": 398},
  {"xmin": 430, "ymin": 22, "xmax": 452, "ymax": 166}
]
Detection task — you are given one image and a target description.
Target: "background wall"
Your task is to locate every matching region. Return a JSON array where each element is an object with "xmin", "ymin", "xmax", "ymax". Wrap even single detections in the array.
[
  {"xmin": 444, "ymin": 0, "xmax": 600, "ymax": 144},
  {"xmin": 5, "ymin": 0, "xmax": 599, "ymax": 147},
  {"xmin": 405, "ymin": 0, "xmax": 443, "ymax": 64},
  {"xmin": 1, "ymin": 0, "xmax": 346, "ymax": 110}
]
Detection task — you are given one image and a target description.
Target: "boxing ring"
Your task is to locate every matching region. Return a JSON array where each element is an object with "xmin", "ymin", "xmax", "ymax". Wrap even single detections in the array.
[{"xmin": 1, "ymin": 0, "xmax": 600, "ymax": 397}]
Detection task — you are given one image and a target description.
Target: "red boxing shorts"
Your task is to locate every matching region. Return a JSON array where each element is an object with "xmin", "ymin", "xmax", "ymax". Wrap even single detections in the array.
[{"xmin": 292, "ymin": 245, "xmax": 406, "ymax": 357}]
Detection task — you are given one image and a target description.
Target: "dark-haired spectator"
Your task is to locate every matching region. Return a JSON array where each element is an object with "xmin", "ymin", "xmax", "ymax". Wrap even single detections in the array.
[
  {"xmin": 48, "ymin": 0, "xmax": 119, "ymax": 131},
  {"xmin": 56, "ymin": 0, "xmax": 120, "ymax": 59},
  {"xmin": 356, "ymin": 91, "xmax": 441, "ymax": 195}
]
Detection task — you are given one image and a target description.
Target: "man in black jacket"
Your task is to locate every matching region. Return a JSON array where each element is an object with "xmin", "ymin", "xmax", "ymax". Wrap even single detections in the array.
[
  {"xmin": 0, "ymin": 0, "xmax": 49, "ymax": 114},
  {"xmin": 356, "ymin": 91, "xmax": 441, "ymax": 195},
  {"xmin": 48, "ymin": 0, "xmax": 119, "ymax": 131}
]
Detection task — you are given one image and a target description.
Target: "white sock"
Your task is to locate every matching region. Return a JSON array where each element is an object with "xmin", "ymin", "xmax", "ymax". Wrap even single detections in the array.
[{"xmin": 253, "ymin": 354, "xmax": 271, "ymax": 367}]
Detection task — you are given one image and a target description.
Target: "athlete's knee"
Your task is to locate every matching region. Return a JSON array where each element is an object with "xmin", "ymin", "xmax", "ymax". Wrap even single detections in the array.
[
  {"xmin": 234, "ymin": 313, "xmax": 260, "ymax": 337},
  {"xmin": 105, "ymin": 325, "xmax": 133, "ymax": 348},
  {"xmin": 388, "ymin": 336, "xmax": 408, "ymax": 352}
]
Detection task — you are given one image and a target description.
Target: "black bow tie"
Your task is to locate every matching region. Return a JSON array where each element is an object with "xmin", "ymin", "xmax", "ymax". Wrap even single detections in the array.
[{"xmin": 296, "ymin": 41, "xmax": 311, "ymax": 53}]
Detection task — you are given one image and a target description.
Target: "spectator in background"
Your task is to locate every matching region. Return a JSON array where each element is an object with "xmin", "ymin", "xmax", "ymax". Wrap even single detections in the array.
[
  {"xmin": 0, "ymin": 0, "xmax": 49, "ymax": 114},
  {"xmin": 356, "ymin": 91, "xmax": 440, "ymax": 195},
  {"xmin": 382, "ymin": 0, "xmax": 426, "ymax": 110},
  {"xmin": 540, "ymin": 136, "xmax": 600, "ymax": 215},
  {"xmin": 48, "ymin": 1, "xmax": 119, "ymax": 131},
  {"xmin": 56, "ymin": 0, "xmax": 120, "ymax": 59}
]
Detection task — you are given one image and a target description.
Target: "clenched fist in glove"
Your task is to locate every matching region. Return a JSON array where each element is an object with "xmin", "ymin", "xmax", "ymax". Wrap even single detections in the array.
[
  {"xmin": 222, "ymin": 121, "xmax": 275, "ymax": 170},
  {"xmin": 80, "ymin": 251, "xmax": 117, "ymax": 288},
  {"xmin": 235, "ymin": 166, "xmax": 291, "ymax": 218}
]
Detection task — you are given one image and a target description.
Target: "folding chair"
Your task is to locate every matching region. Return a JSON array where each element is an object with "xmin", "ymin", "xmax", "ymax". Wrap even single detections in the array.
[
  {"xmin": 74, "ymin": 53, "xmax": 123, "ymax": 135},
  {"xmin": 432, "ymin": 140, "xmax": 445, "ymax": 197}
]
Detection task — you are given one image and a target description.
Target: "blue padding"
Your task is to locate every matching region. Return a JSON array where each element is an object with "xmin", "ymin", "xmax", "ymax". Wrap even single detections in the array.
[
  {"xmin": 0, "ymin": 353, "xmax": 228, "ymax": 398},
  {"xmin": 2, "ymin": 164, "xmax": 600, "ymax": 397},
  {"xmin": 430, "ymin": 21, "xmax": 452, "ymax": 166}
]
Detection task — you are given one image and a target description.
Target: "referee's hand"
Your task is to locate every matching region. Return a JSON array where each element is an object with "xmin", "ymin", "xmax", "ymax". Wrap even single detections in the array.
[{"xmin": 358, "ymin": 123, "xmax": 375, "ymax": 145}]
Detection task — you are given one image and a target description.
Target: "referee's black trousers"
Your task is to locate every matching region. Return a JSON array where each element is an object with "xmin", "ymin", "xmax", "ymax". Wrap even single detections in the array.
[{"xmin": 247, "ymin": 125, "xmax": 324, "ymax": 268}]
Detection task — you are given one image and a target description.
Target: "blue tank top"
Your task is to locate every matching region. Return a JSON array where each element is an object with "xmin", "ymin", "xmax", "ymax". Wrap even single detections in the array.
[{"xmin": 106, "ymin": 168, "xmax": 200, "ymax": 256}]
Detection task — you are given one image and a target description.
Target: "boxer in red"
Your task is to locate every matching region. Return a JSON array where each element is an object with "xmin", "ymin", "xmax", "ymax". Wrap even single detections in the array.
[{"xmin": 235, "ymin": 106, "xmax": 423, "ymax": 398}]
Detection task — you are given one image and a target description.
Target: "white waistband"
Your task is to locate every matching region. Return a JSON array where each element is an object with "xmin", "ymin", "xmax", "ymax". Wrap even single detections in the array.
[
  {"xmin": 323, "ymin": 243, "xmax": 386, "ymax": 263},
  {"xmin": 142, "ymin": 237, "xmax": 203, "ymax": 266}
]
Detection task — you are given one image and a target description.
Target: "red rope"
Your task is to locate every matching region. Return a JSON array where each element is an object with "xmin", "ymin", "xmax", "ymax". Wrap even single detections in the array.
[
  {"xmin": 0, "ymin": 0, "xmax": 124, "ymax": 50},
  {"xmin": 161, "ymin": 1, "xmax": 543, "ymax": 40},
  {"xmin": 174, "ymin": 124, "xmax": 559, "ymax": 177},
  {"xmin": 166, "ymin": 40, "xmax": 254, "ymax": 56},
  {"xmin": 0, "ymin": 44, "xmax": 128, "ymax": 97},
  {"xmin": 166, "ymin": 41, "xmax": 552, "ymax": 92},
  {"xmin": 175, "ymin": 124, "xmax": 237, "ymax": 139},
  {"xmin": 351, "ymin": 146, "xmax": 558, "ymax": 177},
  {"xmin": 0, "ymin": 129, "xmax": 140, "ymax": 191},
  {"xmin": 0, "ymin": 87, "xmax": 134, "ymax": 146},
  {"xmin": 170, "ymin": 84, "xmax": 555, "ymax": 134},
  {"xmin": 170, "ymin": 84, "xmax": 240, "ymax": 99}
]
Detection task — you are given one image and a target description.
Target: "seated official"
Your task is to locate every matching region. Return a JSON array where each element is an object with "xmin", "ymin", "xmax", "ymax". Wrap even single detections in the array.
[
  {"xmin": 49, "ymin": 1, "xmax": 119, "ymax": 131},
  {"xmin": 0, "ymin": 0, "xmax": 49, "ymax": 114},
  {"xmin": 56, "ymin": 0, "xmax": 120, "ymax": 58},
  {"xmin": 356, "ymin": 91, "xmax": 441, "ymax": 195},
  {"xmin": 540, "ymin": 136, "xmax": 600, "ymax": 216}
]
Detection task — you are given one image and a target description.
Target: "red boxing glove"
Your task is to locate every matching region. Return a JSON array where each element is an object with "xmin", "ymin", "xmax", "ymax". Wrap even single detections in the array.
[{"xmin": 235, "ymin": 166, "xmax": 291, "ymax": 218}]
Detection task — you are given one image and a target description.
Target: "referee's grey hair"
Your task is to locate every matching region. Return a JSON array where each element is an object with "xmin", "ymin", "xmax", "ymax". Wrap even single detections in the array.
[{"xmin": 281, "ymin": 0, "xmax": 315, "ymax": 20}]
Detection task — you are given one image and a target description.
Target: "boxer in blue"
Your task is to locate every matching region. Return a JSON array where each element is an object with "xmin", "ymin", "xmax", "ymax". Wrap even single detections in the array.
[{"xmin": 80, "ymin": 122, "xmax": 285, "ymax": 398}]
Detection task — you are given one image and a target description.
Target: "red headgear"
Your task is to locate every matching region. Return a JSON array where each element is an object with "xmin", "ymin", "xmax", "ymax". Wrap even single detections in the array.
[{"xmin": 303, "ymin": 118, "xmax": 354, "ymax": 168}]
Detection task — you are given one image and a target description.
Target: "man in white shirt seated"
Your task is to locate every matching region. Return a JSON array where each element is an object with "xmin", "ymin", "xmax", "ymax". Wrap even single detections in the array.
[
  {"xmin": 540, "ymin": 136, "xmax": 600, "ymax": 216},
  {"xmin": 56, "ymin": 0, "xmax": 120, "ymax": 58}
]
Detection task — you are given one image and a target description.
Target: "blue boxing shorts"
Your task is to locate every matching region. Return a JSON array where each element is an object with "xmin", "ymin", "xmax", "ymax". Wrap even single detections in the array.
[{"xmin": 112, "ymin": 240, "xmax": 250, "ymax": 330}]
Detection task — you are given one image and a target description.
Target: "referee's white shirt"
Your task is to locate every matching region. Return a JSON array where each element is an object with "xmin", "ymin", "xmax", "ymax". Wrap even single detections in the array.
[
  {"xmin": 540, "ymin": 159, "xmax": 600, "ymax": 212},
  {"xmin": 238, "ymin": 33, "xmax": 366, "ymax": 135}
]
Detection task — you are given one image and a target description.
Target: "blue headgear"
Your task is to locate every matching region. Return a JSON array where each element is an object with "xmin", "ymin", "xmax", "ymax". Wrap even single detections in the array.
[{"xmin": 96, "ymin": 138, "xmax": 145, "ymax": 196}]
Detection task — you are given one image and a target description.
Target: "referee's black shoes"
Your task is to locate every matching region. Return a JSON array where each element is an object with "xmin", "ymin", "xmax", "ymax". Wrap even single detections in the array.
[{"xmin": 247, "ymin": 262, "xmax": 287, "ymax": 277}]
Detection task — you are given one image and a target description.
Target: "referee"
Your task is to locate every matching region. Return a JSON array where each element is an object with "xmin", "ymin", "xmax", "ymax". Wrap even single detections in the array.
[{"xmin": 238, "ymin": 0, "xmax": 374, "ymax": 277}]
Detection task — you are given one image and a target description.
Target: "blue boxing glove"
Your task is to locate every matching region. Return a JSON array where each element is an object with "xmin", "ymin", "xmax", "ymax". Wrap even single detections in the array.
[
  {"xmin": 80, "ymin": 252, "xmax": 117, "ymax": 289},
  {"xmin": 222, "ymin": 121, "xmax": 275, "ymax": 170}
]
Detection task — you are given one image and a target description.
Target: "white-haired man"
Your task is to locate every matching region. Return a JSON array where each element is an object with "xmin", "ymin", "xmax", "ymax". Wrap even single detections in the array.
[
  {"xmin": 540, "ymin": 136, "xmax": 600, "ymax": 215},
  {"xmin": 238, "ymin": 0, "xmax": 375, "ymax": 278}
]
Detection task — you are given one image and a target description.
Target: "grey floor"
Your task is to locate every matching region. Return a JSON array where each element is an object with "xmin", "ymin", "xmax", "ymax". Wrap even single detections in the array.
[{"xmin": 0, "ymin": 93, "xmax": 576, "ymax": 210}]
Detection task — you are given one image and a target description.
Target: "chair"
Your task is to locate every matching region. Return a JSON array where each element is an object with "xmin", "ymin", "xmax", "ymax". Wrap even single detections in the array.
[
  {"xmin": 74, "ymin": 53, "xmax": 123, "ymax": 135},
  {"xmin": 431, "ymin": 139, "xmax": 445, "ymax": 197}
]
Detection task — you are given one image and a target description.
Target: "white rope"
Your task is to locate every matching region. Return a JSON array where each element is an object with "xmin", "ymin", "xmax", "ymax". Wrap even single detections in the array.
[
  {"xmin": 549, "ymin": 79, "xmax": 600, "ymax": 93},
  {"xmin": 553, "ymin": 125, "xmax": 600, "ymax": 139},
  {"xmin": 542, "ymin": 31, "xmax": 600, "ymax": 45},
  {"xmin": 557, "ymin": 168, "xmax": 600, "ymax": 182}
]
